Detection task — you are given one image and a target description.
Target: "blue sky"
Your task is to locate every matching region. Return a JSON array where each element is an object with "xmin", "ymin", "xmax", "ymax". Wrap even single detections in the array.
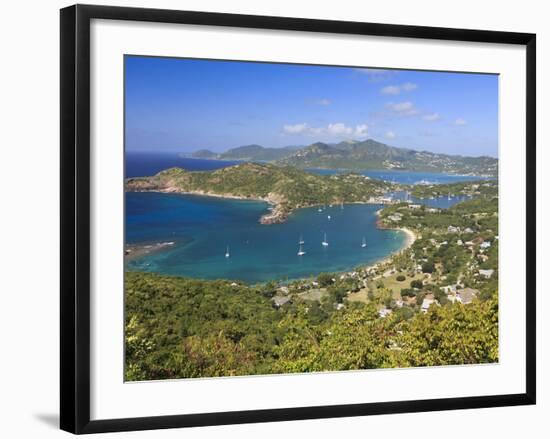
[{"xmin": 125, "ymin": 56, "xmax": 498, "ymax": 157}]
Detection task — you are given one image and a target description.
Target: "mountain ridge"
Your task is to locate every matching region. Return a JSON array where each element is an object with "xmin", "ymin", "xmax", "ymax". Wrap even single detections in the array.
[{"xmin": 189, "ymin": 138, "xmax": 497, "ymax": 176}]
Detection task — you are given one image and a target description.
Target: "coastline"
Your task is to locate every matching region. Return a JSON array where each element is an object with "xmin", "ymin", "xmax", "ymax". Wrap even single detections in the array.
[
  {"xmin": 126, "ymin": 188, "xmax": 394, "ymax": 225},
  {"xmin": 125, "ymin": 241, "xmax": 176, "ymax": 261},
  {"xmin": 124, "ymin": 201, "xmax": 417, "ymax": 285},
  {"xmin": 398, "ymin": 227, "xmax": 417, "ymax": 251}
]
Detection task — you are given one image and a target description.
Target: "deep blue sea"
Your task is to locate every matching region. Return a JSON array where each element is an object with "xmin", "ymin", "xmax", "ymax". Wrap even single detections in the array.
[
  {"xmin": 125, "ymin": 153, "xmax": 483, "ymax": 282},
  {"xmin": 125, "ymin": 152, "xmax": 240, "ymax": 178}
]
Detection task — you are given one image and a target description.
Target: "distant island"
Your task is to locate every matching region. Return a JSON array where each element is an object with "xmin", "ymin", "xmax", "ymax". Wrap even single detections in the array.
[
  {"xmin": 125, "ymin": 162, "xmax": 393, "ymax": 224},
  {"xmin": 188, "ymin": 138, "xmax": 498, "ymax": 177}
]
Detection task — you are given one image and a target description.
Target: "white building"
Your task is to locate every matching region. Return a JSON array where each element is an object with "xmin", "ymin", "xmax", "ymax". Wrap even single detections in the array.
[{"xmin": 479, "ymin": 269, "xmax": 495, "ymax": 279}]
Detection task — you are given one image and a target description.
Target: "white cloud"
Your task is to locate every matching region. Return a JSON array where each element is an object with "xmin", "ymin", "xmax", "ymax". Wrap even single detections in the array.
[
  {"xmin": 327, "ymin": 123, "xmax": 353, "ymax": 136},
  {"xmin": 381, "ymin": 82, "xmax": 418, "ymax": 95},
  {"xmin": 401, "ymin": 82, "xmax": 418, "ymax": 92},
  {"xmin": 354, "ymin": 68, "xmax": 395, "ymax": 82},
  {"xmin": 455, "ymin": 118, "xmax": 467, "ymax": 125},
  {"xmin": 283, "ymin": 123, "xmax": 308, "ymax": 134},
  {"xmin": 381, "ymin": 85, "xmax": 401, "ymax": 95},
  {"xmin": 315, "ymin": 98, "xmax": 331, "ymax": 106},
  {"xmin": 282, "ymin": 122, "xmax": 368, "ymax": 139},
  {"xmin": 385, "ymin": 131, "xmax": 396, "ymax": 139},
  {"xmin": 386, "ymin": 101, "xmax": 418, "ymax": 116},
  {"xmin": 354, "ymin": 124, "xmax": 368, "ymax": 137},
  {"xmin": 423, "ymin": 112, "xmax": 441, "ymax": 122}
]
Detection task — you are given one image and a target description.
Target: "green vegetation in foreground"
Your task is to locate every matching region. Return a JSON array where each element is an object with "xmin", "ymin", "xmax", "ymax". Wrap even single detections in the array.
[
  {"xmin": 125, "ymin": 180, "xmax": 499, "ymax": 380},
  {"xmin": 126, "ymin": 162, "xmax": 392, "ymax": 223},
  {"xmin": 125, "ymin": 272, "xmax": 497, "ymax": 380}
]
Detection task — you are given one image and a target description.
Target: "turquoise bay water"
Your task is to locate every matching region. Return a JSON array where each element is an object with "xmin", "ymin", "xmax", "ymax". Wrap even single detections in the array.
[
  {"xmin": 126, "ymin": 193, "xmax": 405, "ymax": 283},
  {"xmin": 125, "ymin": 155, "xmax": 483, "ymax": 283}
]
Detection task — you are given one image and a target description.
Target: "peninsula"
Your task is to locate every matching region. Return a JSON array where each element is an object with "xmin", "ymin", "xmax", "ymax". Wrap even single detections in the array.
[{"xmin": 125, "ymin": 162, "xmax": 394, "ymax": 224}]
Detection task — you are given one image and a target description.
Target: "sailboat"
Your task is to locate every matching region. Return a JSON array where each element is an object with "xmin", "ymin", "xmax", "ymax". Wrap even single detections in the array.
[
  {"xmin": 297, "ymin": 243, "xmax": 306, "ymax": 256},
  {"xmin": 340, "ymin": 202, "xmax": 344, "ymax": 210},
  {"xmin": 299, "ymin": 234, "xmax": 305, "ymax": 245},
  {"xmin": 448, "ymin": 192, "xmax": 452, "ymax": 201},
  {"xmin": 322, "ymin": 233, "xmax": 329, "ymax": 247},
  {"xmin": 225, "ymin": 246, "xmax": 230, "ymax": 258},
  {"xmin": 361, "ymin": 237, "xmax": 367, "ymax": 248}
]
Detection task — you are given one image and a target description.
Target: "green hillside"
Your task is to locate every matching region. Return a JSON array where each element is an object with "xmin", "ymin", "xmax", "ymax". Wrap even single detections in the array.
[
  {"xmin": 279, "ymin": 139, "xmax": 498, "ymax": 176},
  {"xmin": 126, "ymin": 162, "xmax": 391, "ymax": 223}
]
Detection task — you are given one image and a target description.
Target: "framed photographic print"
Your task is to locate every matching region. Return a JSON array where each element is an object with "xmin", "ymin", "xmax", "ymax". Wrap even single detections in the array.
[{"xmin": 60, "ymin": 4, "xmax": 536, "ymax": 434}]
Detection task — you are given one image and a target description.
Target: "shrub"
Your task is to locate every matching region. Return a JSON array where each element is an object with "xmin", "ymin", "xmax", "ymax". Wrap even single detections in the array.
[
  {"xmin": 400, "ymin": 288, "xmax": 416, "ymax": 298},
  {"xmin": 317, "ymin": 272, "xmax": 333, "ymax": 287},
  {"xmin": 396, "ymin": 274, "xmax": 406, "ymax": 282},
  {"xmin": 410, "ymin": 279, "xmax": 423, "ymax": 289},
  {"xmin": 422, "ymin": 261, "xmax": 435, "ymax": 273}
]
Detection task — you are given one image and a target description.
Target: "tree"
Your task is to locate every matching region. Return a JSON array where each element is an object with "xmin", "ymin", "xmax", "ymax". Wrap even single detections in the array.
[
  {"xmin": 422, "ymin": 261, "xmax": 435, "ymax": 273},
  {"xmin": 396, "ymin": 274, "xmax": 406, "ymax": 282},
  {"xmin": 317, "ymin": 272, "xmax": 333, "ymax": 287},
  {"xmin": 400, "ymin": 288, "xmax": 416, "ymax": 298},
  {"xmin": 327, "ymin": 286, "xmax": 347, "ymax": 304},
  {"xmin": 410, "ymin": 279, "xmax": 423, "ymax": 289}
]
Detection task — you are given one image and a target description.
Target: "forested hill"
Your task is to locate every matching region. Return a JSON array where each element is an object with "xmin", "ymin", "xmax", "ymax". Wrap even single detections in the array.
[
  {"xmin": 278, "ymin": 139, "xmax": 498, "ymax": 176},
  {"xmin": 125, "ymin": 163, "xmax": 391, "ymax": 223},
  {"xmin": 125, "ymin": 271, "xmax": 498, "ymax": 381}
]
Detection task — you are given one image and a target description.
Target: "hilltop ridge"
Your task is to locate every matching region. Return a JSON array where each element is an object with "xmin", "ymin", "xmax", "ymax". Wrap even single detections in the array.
[{"xmin": 126, "ymin": 162, "xmax": 392, "ymax": 224}]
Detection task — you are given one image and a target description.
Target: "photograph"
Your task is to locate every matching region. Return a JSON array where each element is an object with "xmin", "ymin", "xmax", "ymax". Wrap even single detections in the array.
[{"xmin": 123, "ymin": 56, "xmax": 499, "ymax": 381}]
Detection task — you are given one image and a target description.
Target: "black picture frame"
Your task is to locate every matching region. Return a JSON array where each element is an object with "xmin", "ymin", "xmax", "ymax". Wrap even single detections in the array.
[{"xmin": 60, "ymin": 4, "xmax": 536, "ymax": 434}]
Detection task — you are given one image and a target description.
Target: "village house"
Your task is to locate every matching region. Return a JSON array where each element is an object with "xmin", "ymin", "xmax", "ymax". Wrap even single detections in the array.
[
  {"xmin": 441, "ymin": 284, "xmax": 458, "ymax": 294},
  {"xmin": 272, "ymin": 295, "xmax": 291, "ymax": 308},
  {"xmin": 456, "ymin": 288, "xmax": 479, "ymax": 304},
  {"xmin": 421, "ymin": 298, "xmax": 436, "ymax": 313},
  {"xmin": 448, "ymin": 225, "xmax": 460, "ymax": 233},
  {"xmin": 480, "ymin": 241, "xmax": 492, "ymax": 250},
  {"xmin": 408, "ymin": 204, "xmax": 422, "ymax": 209},
  {"xmin": 378, "ymin": 308, "xmax": 393, "ymax": 318},
  {"xmin": 479, "ymin": 268, "xmax": 495, "ymax": 279}
]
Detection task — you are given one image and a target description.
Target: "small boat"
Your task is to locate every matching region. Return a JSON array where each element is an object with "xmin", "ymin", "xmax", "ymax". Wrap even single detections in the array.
[
  {"xmin": 448, "ymin": 192, "xmax": 452, "ymax": 200},
  {"xmin": 299, "ymin": 234, "xmax": 305, "ymax": 245},
  {"xmin": 322, "ymin": 233, "xmax": 329, "ymax": 247},
  {"xmin": 225, "ymin": 246, "xmax": 230, "ymax": 258},
  {"xmin": 297, "ymin": 243, "xmax": 306, "ymax": 256},
  {"xmin": 327, "ymin": 215, "xmax": 331, "ymax": 220},
  {"xmin": 340, "ymin": 202, "xmax": 344, "ymax": 210},
  {"xmin": 361, "ymin": 237, "xmax": 367, "ymax": 248},
  {"xmin": 318, "ymin": 207, "xmax": 323, "ymax": 212}
]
